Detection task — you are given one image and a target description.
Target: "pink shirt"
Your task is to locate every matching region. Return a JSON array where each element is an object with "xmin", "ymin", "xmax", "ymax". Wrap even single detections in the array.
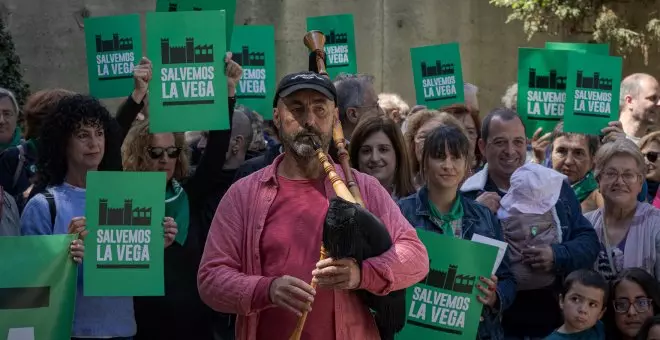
[
  {"xmin": 256, "ymin": 177, "xmax": 335, "ymax": 340},
  {"xmin": 198, "ymin": 154, "xmax": 429, "ymax": 340}
]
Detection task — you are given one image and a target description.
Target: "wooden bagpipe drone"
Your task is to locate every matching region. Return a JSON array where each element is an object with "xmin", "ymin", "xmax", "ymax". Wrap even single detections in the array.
[{"xmin": 288, "ymin": 30, "xmax": 406, "ymax": 340}]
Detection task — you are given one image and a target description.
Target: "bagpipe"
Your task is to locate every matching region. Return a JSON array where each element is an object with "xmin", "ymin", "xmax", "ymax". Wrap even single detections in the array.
[{"xmin": 288, "ymin": 31, "xmax": 406, "ymax": 340}]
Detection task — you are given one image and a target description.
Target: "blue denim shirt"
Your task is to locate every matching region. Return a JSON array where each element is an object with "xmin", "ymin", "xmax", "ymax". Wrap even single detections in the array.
[{"xmin": 397, "ymin": 187, "xmax": 517, "ymax": 340}]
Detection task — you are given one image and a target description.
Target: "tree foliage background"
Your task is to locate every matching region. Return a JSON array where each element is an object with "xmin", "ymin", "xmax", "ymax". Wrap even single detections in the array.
[
  {"xmin": 0, "ymin": 16, "xmax": 30, "ymax": 107},
  {"xmin": 490, "ymin": 0, "xmax": 660, "ymax": 62}
]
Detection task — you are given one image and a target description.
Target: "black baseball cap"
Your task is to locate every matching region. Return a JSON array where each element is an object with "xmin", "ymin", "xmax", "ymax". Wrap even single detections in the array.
[{"xmin": 272, "ymin": 71, "xmax": 338, "ymax": 107}]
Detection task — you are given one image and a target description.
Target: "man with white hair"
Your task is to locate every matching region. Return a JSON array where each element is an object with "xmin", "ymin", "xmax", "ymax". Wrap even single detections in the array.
[{"xmin": 378, "ymin": 92, "xmax": 409, "ymax": 126}]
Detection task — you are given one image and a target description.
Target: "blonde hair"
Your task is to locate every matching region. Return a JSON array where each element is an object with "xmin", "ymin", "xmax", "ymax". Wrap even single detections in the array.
[
  {"xmin": 593, "ymin": 138, "xmax": 646, "ymax": 179},
  {"xmin": 639, "ymin": 131, "xmax": 660, "ymax": 151},
  {"xmin": 404, "ymin": 109, "xmax": 466, "ymax": 174},
  {"xmin": 378, "ymin": 93, "xmax": 410, "ymax": 119},
  {"xmin": 121, "ymin": 119, "xmax": 190, "ymax": 181},
  {"xmin": 501, "ymin": 83, "xmax": 518, "ymax": 110}
]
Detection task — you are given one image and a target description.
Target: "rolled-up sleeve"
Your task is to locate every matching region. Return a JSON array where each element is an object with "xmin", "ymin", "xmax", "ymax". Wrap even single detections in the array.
[
  {"xmin": 358, "ymin": 176, "xmax": 429, "ymax": 295},
  {"xmin": 197, "ymin": 184, "xmax": 274, "ymax": 315}
]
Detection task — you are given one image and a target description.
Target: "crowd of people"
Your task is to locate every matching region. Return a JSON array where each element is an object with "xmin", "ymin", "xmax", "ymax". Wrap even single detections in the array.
[{"xmin": 1, "ymin": 47, "xmax": 660, "ymax": 340}]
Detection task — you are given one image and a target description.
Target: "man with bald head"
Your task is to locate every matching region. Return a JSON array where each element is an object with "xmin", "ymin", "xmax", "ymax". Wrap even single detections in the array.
[{"xmin": 619, "ymin": 73, "xmax": 660, "ymax": 143}]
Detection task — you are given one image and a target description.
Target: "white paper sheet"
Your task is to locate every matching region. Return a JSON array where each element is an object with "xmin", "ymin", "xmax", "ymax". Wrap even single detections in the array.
[{"xmin": 471, "ymin": 234, "xmax": 508, "ymax": 275}]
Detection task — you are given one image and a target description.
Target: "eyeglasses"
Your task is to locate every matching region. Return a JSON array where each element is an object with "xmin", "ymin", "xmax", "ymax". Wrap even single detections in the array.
[
  {"xmin": 599, "ymin": 170, "xmax": 641, "ymax": 184},
  {"xmin": 644, "ymin": 152, "xmax": 659, "ymax": 163},
  {"xmin": 147, "ymin": 146, "xmax": 182, "ymax": 160},
  {"xmin": 613, "ymin": 297, "xmax": 653, "ymax": 314}
]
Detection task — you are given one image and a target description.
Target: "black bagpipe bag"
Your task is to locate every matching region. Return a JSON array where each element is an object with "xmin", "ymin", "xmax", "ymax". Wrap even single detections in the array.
[{"xmin": 323, "ymin": 196, "xmax": 406, "ymax": 340}]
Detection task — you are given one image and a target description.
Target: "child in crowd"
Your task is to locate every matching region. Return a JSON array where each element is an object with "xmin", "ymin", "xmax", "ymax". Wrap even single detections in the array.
[{"xmin": 546, "ymin": 269, "xmax": 608, "ymax": 339}]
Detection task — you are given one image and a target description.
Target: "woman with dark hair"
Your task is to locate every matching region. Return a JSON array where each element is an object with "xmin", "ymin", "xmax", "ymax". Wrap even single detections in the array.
[
  {"xmin": 605, "ymin": 268, "xmax": 660, "ymax": 340},
  {"xmin": 397, "ymin": 125, "xmax": 516, "ymax": 340},
  {"xmin": 20, "ymin": 94, "xmax": 175, "ymax": 339},
  {"xmin": 349, "ymin": 115, "xmax": 415, "ymax": 199},
  {"xmin": 404, "ymin": 110, "xmax": 465, "ymax": 188},
  {"xmin": 121, "ymin": 53, "xmax": 241, "ymax": 340},
  {"xmin": 637, "ymin": 315, "xmax": 660, "ymax": 339},
  {"xmin": 2, "ymin": 59, "xmax": 152, "ymax": 209}
]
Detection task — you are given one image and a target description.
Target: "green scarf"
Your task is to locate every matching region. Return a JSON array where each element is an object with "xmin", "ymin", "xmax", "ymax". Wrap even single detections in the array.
[
  {"xmin": 572, "ymin": 172, "xmax": 599, "ymax": 203},
  {"xmin": 428, "ymin": 194, "xmax": 464, "ymax": 237},
  {"xmin": 166, "ymin": 180, "xmax": 190, "ymax": 245},
  {"xmin": 0, "ymin": 127, "xmax": 21, "ymax": 152}
]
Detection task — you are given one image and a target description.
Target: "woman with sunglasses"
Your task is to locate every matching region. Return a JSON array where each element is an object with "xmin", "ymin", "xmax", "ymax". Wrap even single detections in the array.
[
  {"xmin": 604, "ymin": 268, "xmax": 660, "ymax": 339},
  {"xmin": 121, "ymin": 53, "xmax": 242, "ymax": 340},
  {"xmin": 584, "ymin": 139, "xmax": 660, "ymax": 282},
  {"xmin": 639, "ymin": 132, "xmax": 660, "ymax": 206}
]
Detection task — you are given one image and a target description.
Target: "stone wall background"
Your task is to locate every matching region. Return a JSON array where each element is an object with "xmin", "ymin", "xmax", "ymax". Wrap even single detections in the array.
[{"xmin": 3, "ymin": 0, "xmax": 659, "ymax": 113}]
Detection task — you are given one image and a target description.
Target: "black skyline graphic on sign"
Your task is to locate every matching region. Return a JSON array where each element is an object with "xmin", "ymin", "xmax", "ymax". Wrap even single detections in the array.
[
  {"xmin": 168, "ymin": 2, "xmax": 203, "ymax": 11},
  {"xmin": 326, "ymin": 29, "xmax": 348, "ymax": 44},
  {"xmin": 232, "ymin": 45, "xmax": 265, "ymax": 67},
  {"xmin": 419, "ymin": 262, "xmax": 476, "ymax": 294},
  {"xmin": 528, "ymin": 68, "xmax": 567, "ymax": 90},
  {"xmin": 161, "ymin": 38, "xmax": 214, "ymax": 65},
  {"xmin": 96, "ymin": 33, "xmax": 133, "ymax": 53},
  {"xmin": 98, "ymin": 199, "xmax": 152, "ymax": 226},
  {"xmin": 0, "ymin": 287, "xmax": 50, "ymax": 310},
  {"xmin": 576, "ymin": 71, "xmax": 613, "ymax": 91},
  {"xmin": 407, "ymin": 262, "xmax": 471, "ymax": 335},
  {"xmin": 421, "ymin": 60, "xmax": 455, "ymax": 78}
]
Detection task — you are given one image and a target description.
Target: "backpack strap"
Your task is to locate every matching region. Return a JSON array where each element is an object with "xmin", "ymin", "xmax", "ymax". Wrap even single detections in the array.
[
  {"xmin": 42, "ymin": 191, "xmax": 56, "ymax": 230},
  {"xmin": 12, "ymin": 144, "xmax": 26, "ymax": 189}
]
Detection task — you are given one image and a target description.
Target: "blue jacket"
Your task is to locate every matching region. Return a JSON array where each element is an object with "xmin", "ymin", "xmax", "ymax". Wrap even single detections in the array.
[
  {"xmin": 459, "ymin": 166, "xmax": 599, "ymax": 337},
  {"xmin": 397, "ymin": 186, "xmax": 517, "ymax": 340}
]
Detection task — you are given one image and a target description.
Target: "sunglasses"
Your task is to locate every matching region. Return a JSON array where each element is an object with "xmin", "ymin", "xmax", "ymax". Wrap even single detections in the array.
[
  {"xmin": 147, "ymin": 146, "xmax": 182, "ymax": 160},
  {"xmin": 645, "ymin": 152, "xmax": 659, "ymax": 163}
]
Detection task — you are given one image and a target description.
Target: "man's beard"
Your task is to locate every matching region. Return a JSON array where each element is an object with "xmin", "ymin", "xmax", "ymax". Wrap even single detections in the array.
[{"xmin": 279, "ymin": 126, "xmax": 332, "ymax": 159}]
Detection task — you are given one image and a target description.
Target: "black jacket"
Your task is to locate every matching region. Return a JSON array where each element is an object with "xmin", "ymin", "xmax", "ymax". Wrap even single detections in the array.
[{"xmin": 133, "ymin": 98, "xmax": 236, "ymax": 340}]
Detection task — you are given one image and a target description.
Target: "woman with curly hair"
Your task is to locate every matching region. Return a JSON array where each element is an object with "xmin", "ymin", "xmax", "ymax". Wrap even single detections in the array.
[
  {"xmin": 122, "ymin": 53, "xmax": 242, "ymax": 340},
  {"xmin": 20, "ymin": 94, "xmax": 169, "ymax": 339}
]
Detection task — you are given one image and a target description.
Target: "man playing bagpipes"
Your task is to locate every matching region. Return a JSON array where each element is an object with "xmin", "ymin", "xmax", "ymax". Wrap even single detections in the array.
[{"xmin": 197, "ymin": 69, "xmax": 429, "ymax": 340}]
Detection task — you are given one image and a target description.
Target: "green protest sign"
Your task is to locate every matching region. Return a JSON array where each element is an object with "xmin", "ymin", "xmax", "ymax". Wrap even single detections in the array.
[
  {"xmin": 230, "ymin": 25, "xmax": 276, "ymax": 120},
  {"xmin": 0, "ymin": 235, "xmax": 77, "ymax": 340},
  {"xmin": 410, "ymin": 43, "xmax": 464, "ymax": 109},
  {"xmin": 155, "ymin": 0, "xmax": 236, "ymax": 47},
  {"xmin": 396, "ymin": 230, "xmax": 498, "ymax": 340},
  {"xmin": 306, "ymin": 14, "xmax": 358, "ymax": 79},
  {"xmin": 147, "ymin": 10, "xmax": 229, "ymax": 133},
  {"xmin": 545, "ymin": 42, "xmax": 610, "ymax": 55},
  {"xmin": 564, "ymin": 53, "xmax": 622, "ymax": 135},
  {"xmin": 84, "ymin": 171, "xmax": 166, "ymax": 296},
  {"xmin": 84, "ymin": 14, "xmax": 142, "ymax": 99},
  {"xmin": 517, "ymin": 48, "xmax": 569, "ymax": 138}
]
